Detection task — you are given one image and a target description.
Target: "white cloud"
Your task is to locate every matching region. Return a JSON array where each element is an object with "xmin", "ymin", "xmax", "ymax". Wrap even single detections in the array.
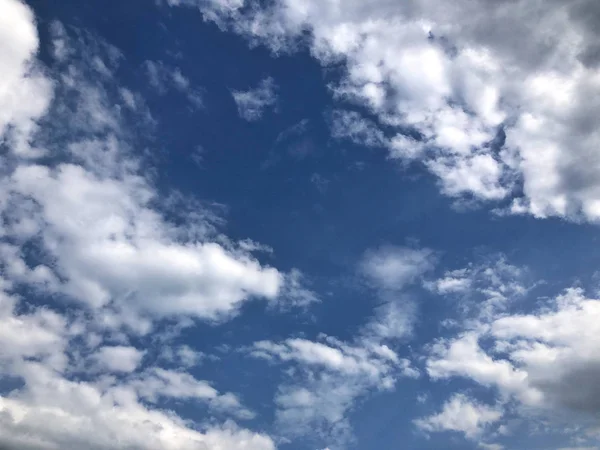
[
  {"xmin": 0, "ymin": 387, "xmax": 274, "ymax": 450},
  {"xmin": 252, "ymin": 337, "xmax": 402, "ymax": 381},
  {"xmin": 232, "ymin": 77, "xmax": 277, "ymax": 121},
  {"xmin": 250, "ymin": 285, "xmax": 420, "ymax": 447},
  {"xmin": 329, "ymin": 109, "xmax": 387, "ymax": 148},
  {"xmin": 160, "ymin": 344, "xmax": 205, "ymax": 368},
  {"xmin": 144, "ymin": 60, "xmax": 203, "ymax": 108},
  {"xmin": 0, "ymin": 277, "xmax": 273, "ymax": 450},
  {"xmin": 0, "ymin": 23, "xmax": 294, "ymax": 328},
  {"xmin": 0, "ymin": 7, "xmax": 303, "ymax": 449},
  {"xmin": 93, "ymin": 345, "xmax": 145, "ymax": 373},
  {"xmin": 431, "ymin": 272, "xmax": 471, "ymax": 295},
  {"xmin": 426, "ymin": 279, "xmax": 600, "ymax": 441},
  {"xmin": 419, "ymin": 257, "xmax": 600, "ymax": 443},
  {"xmin": 415, "ymin": 393, "xmax": 502, "ymax": 439},
  {"xmin": 171, "ymin": 0, "xmax": 600, "ymax": 223},
  {"xmin": 479, "ymin": 444, "xmax": 504, "ymax": 450},
  {"xmin": 129, "ymin": 368, "xmax": 256, "ymax": 420},
  {"xmin": 426, "ymin": 257, "xmax": 528, "ymax": 321},
  {"xmin": 360, "ymin": 246, "xmax": 435, "ymax": 292},
  {"xmin": 276, "ymin": 268, "xmax": 320, "ymax": 308},
  {"xmin": 427, "ymin": 153, "xmax": 509, "ymax": 201},
  {"xmin": 0, "ymin": 0, "xmax": 53, "ymax": 157},
  {"xmin": 248, "ymin": 243, "xmax": 434, "ymax": 446},
  {"xmin": 7, "ymin": 159, "xmax": 283, "ymax": 323}
]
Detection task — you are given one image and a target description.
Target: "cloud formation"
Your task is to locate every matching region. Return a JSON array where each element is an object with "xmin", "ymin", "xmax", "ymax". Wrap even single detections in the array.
[
  {"xmin": 0, "ymin": 2, "xmax": 301, "ymax": 448},
  {"xmin": 173, "ymin": 0, "xmax": 600, "ymax": 222},
  {"xmin": 232, "ymin": 77, "xmax": 278, "ymax": 121},
  {"xmin": 423, "ymin": 260, "xmax": 600, "ymax": 448},
  {"xmin": 415, "ymin": 394, "xmax": 502, "ymax": 440},
  {"xmin": 247, "ymin": 246, "xmax": 432, "ymax": 448}
]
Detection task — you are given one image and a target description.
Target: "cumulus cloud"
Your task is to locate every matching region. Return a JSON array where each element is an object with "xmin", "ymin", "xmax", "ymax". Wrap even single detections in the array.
[
  {"xmin": 415, "ymin": 394, "xmax": 502, "ymax": 439},
  {"xmin": 0, "ymin": 0, "xmax": 53, "ymax": 157},
  {"xmin": 232, "ymin": 77, "xmax": 278, "ymax": 121},
  {"xmin": 407, "ymin": 255, "xmax": 600, "ymax": 446},
  {"xmin": 248, "ymin": 247, "xmax": 430, "ymax": 447},
  {"xmin": 171, "ymin": 0, "xmax": 600, "ymax": 222},
  {"xmin": 425, "ymin": 265, "xmax": 600, "ymax": 445},
  {"xmin": 0, "ymin": 3, "xmax": 301, "ymax": 448},
  {"xmin": 92, "ymin": 345, "xmax": 145, "ymax": 373},
  {"xmin": 0, "ymin": 274, "xmax": 273, "ymax": 450},
  {"xmin": 0, "ymin": 23, "xmax": 287, "ymax": 326}
]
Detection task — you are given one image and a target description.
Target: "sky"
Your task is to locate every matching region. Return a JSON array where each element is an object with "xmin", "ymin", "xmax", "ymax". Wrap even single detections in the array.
[{"xmin": 1, "ymin": 0, "xmax": 600, "ymax": 449}]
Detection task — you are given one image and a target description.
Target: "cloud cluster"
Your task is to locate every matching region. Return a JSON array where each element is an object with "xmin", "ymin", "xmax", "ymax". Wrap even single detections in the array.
[
  {"xmin": 0, "ymin": 276, "xmax": 274, "ymax": 450},
  {"xmin": 2, "ymin": 7, "xmax": 288, "ymax": 329},
  {"xmin": 247, "ymin": 246, "xmax": 431, "ymax": 448},
  {"xmin": 415, "ymin": 394, "xmax": 502, "ymax": 440},
  {"xmin": 250, "ymin": 309, "xmax": 419, "ymax": 448},
  {"xmin": 0, "ymin": 1, "xmax": 308, "ymax": 448},
  {"xmin": 423, "ymin": 259, "xmax": 600, "ymax": 448},
  {"xmin": 172, "ymin": 0, "xmax": 600, "ymax": 222}
]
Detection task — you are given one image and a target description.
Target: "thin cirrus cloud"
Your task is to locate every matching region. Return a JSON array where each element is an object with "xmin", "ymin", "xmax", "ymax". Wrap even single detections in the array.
[{"xmin": 232, "ymin": 77, "xmax": 278, "ymax": 121}]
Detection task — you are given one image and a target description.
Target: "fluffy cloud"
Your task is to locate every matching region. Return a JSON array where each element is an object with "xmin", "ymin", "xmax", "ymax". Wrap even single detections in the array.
[
  {"xmin": 171, "ymin": 0, "xmax": 600, "ymax": 222},
  {"xmin": 250, "ymin": 315, "xmax": 419, "ymax": 448},
  {"xmin": 425, "ymin": 269, "xmax": 600, "ymax": 446},
  {"xmin": 248, "ymin": 247, "xmax": 431, "ymax": 448},
  {"xmin": 1, "ymin": 15, "xmax": 288, "ymax": 327},
  {"xmin": 415, "ymin": 257, "xmax": 600, "ymax": 448},
  {"xmin": 92, "ymin": 345, "xmax": 145, "ymax": 373},
  {"xmin": 0, "ymin": 275, "xmax": 273, "ymax": 450},
  {"xmin": 0, "ymin": 388, "xmax": 273, "ymax": 450},
  {"xmin": 232, "ymin": 77, "xmax": 278, "ymax": 121},
  {"xmin": 0, "ymin": 0, "xmax": 53, "ymax": 157},
  {"xmin": 0, "ymin": 2, "xmax": 303, "ymax": 448},
  {"xmin": 415, "ymin": 394, "xmax": 502, "ymax": 439}
]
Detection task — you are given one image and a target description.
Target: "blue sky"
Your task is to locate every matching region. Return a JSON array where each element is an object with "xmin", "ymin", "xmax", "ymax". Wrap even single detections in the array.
[{"xmin": 2, "ymin": 0, "xmax": 600, "ymax": 449}]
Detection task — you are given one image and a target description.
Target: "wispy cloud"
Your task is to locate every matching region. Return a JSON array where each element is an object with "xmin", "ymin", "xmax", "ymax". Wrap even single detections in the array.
[{"xmin": 232, "ymin": 76, "xmax": 278, "ymax": 121}]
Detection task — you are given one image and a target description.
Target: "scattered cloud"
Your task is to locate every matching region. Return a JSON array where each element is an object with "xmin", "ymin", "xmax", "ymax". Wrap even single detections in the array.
[
  {"xmin": 361, "ymin": 246, "xmax": 436, "ymax": 292},
  {"xmin": 232, "ymin": 77, "xmax": 278, "ymax": 121},
  {"xmin": 172, "ymin": 0, "xmax": 600, "ymax": 222},
  {"xmin": 6, "ymin": 0, "xmax": 600, "ymax": 449},
  {"xmin": 276, "ymin": 268, "xmax": 320, "ymax": 309},
  {"xmin": 425, "ymin": 257, "xmax": 529, "ymax": 321},
  {"xmin": 415, "ymin": 393, "xmax": 503, "ymax": 439},
  {"xmin": 248, "ymin": 246, "xmax": 432, "ymax": 447},
  {"xmin": 425, "ymin": 276, "xmax": 600, "ymax": 443},
  {"xmin": 144, "ymin": 60, "xmax": 203, "ymax": 108},
  {"xmin": 0, "ymin": 4, "xmax": 289, "ymax": 448}
]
